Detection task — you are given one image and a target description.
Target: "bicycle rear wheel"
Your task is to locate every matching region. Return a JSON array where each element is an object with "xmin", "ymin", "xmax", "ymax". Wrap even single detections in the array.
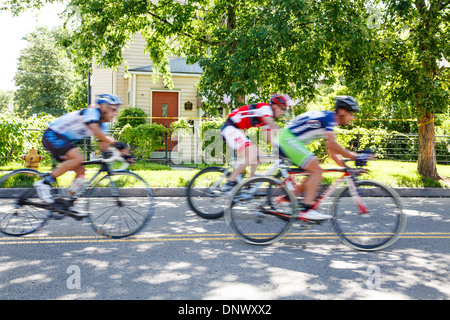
[
  {"xmin": 224, "ymin": 177, "xmax": 297, "ymax": 245},
  {"xmin": 85, "ymin": 171, "xmax": 153, "ymax": 238},
  {"xmin": 186, "ymin": 166, "xmax": 230, "ymax": 219},
  {"xmin": 330, "ymin": 180, "xmax": 406, "ymax": 251},
  {"xmin": 0, "ymin": 169, "xmax": 51, "ymax": 236}
]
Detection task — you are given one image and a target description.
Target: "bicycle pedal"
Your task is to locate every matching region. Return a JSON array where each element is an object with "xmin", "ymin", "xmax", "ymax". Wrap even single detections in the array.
[
  {"xmin": 50, "ymin": 211, "xmax": 66, "ymax": 220},
  {"xmin": 70, "ymin": 214, "xmax": 85, "ymax": 221},
  {"xmin": 67, "ymin": 209, "xmax": 88, "ymax": 220},
  {"xmin": 291, "ymin": 221, "xmax": 312, "ymax": 230},
  {"xmin": 302, "ymin": 219, "xmax": 323, "ymax": 225}
]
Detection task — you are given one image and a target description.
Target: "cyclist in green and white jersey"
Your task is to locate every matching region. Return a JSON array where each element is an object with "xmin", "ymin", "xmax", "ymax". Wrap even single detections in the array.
[{"xmin": 278, "ymin": 96, "xmax": 367, "ymax": 221}]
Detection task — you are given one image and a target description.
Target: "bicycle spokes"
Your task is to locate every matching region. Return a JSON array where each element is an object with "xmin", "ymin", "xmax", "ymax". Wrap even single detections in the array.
[
  {"xmin": 225, "ymin": 177, "xmax": 295, "ymax": 245},
  {"xmin": 330, "ymin": 180, "xmax": 406, "ymax": 251}
]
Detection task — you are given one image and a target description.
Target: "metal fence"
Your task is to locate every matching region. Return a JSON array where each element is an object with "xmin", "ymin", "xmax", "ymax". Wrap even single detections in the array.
[
  {"xmin": 78, "ymin": 131, "xmax": 450, "ymax": 166},
  {"xmin": 13, "ymin": 129, "xmax": 450, "ymax": 166},
  {"xmin": 334, "ymin": 133, "xmax": 450, "ymax": 164},
  {"xmin": 345, "ymin": 133, "xmax": 450, "ymax": 164}
]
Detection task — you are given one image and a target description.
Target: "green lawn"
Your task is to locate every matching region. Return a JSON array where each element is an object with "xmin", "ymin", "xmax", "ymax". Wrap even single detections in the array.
[
  {"xmin": 1, "ymin": 159, "xmax": 449, "ymax": 188},
  {"xmin": 358, "ymin": 160, "xmax": 450, "ymax": 188}
]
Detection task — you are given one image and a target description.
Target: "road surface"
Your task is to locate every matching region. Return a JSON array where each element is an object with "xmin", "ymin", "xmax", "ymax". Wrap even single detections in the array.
[{"xmin": 0, "ymin": 197, "xmax": 448, "ymax": 300}]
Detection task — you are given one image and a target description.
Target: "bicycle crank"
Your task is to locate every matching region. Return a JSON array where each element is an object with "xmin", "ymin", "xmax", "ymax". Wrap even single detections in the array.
[{"xmin": 50, "ymin": 198, "xmax": 85, "ymax": 221}]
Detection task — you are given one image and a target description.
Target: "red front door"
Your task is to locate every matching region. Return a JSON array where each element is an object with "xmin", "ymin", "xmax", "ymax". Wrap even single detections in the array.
[
  {"xmin": 152, "ymin": 91, "xmax": 178, "ymax": 128},
  {"xmin": 152, "ymin": 91, "xmax": 179, "ymax": 149}
]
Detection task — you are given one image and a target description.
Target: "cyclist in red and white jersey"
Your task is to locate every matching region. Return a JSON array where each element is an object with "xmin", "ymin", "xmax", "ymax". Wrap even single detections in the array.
[{"xmin": 220, "ymin": 95, "xmax": 288, "ymax": 191}]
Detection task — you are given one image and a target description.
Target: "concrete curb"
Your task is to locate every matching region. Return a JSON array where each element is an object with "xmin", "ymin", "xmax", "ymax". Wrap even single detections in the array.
[
  {"xmin": 391, "ymin": 188, "xmax": 450, "ymax": 198},
  {"xmin": 157, "ymin": 187, "xmax": 450, "ymax": 197},
  {"xmin": 0, "ymin": 187, "xmax": 449, "ymax": 198}
]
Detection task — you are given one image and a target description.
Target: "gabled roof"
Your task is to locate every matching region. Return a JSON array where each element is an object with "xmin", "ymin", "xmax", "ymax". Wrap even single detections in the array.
[{"xmin": 129, "ymin": 58, "xmax": 203, "ymax": 74}]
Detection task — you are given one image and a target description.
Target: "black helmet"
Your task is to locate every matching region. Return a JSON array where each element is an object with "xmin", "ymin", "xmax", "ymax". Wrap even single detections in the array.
[{"xmin": 335, "ymin": 96, "xmax": 359, "ymax": 112}]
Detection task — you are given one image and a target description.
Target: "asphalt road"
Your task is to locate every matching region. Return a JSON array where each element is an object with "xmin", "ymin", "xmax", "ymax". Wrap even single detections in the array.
[{"xmin": 0, "ymin": 197, "xmax": 448, "ymax": 301}]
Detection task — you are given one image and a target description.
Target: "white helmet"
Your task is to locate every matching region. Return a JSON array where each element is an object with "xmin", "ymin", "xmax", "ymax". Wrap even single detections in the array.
[{"xmin": 96, "ymin": 94, "xmax": 123, "ymax": 107}]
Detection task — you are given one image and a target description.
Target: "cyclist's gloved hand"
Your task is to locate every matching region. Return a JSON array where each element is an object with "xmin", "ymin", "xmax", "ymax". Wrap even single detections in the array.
[
  {"xmin": 113, "ymin": 142, "xmax": 129, "ymax": 151},
  {"xmin": 355, "ymin": 153, "xmax": 371, "ymax": 166},
  {"xmin": 123, "ymin": 154, "xmax": 136, "ymax": 164},
  {"xmin": 102, "ymin": 150, "xmax": 114, "ymax": 159}
]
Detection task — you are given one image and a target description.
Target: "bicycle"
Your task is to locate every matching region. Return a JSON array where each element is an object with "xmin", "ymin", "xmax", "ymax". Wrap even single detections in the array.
[
  {"xmin": 186, "ymin": 155, "xmax": 282, "ymax": 219},
  {"xmin": 224, "ymin": 156, "xmax": 406, "ymax": 251},
  {"xmin": 0, "ymin": 148, "xmax": 154, "ymax": 238}
]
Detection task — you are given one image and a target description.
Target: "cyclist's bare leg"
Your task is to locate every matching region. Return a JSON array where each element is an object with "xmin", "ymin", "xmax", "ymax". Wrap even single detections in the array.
[
  {"xmin": 301, "ymin": 158, "xmax": 323, "ymax": 206},
  {"xmin": 73, "ymin": 165, "xmax": 86, "ymax": 178},
  {"xmin": 50, "ymin": 148, "xmax": 84, "ymax": 179},
  {"xmin": 229, "ymin": 144, "xmax": 260, "ymax": 182}
]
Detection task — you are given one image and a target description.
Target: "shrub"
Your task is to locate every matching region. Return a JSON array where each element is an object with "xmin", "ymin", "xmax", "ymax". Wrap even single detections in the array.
[
  {"xmin": 118, "ymin": 123, "xmax": 168, "ymax": 159},
  {"xmin": 116, "ymin": 107, "xmax": 148, "ymax": 128},
  {"xmin": 0, "ymin": 114, "xmax": 54, "ymax": 164}
]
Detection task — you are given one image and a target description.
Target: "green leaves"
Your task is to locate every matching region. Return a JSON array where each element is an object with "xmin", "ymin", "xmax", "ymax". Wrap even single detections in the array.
[
  {"xmin": 116, "ymin": 107, "xmax": 148, "ymax": 128},
  {"xmin": 0, "ymin": 114, "xmax": 55, "ymax": 165},
  {"xmin": 13, "ymin": 26, "xmax": 77, "ymax": 116},
  {"xmin": 3, "ymin": 0, "xmax": 448, "ymax": 118},
  {"xmin": 118, "ymin": 123, "xmax": 168, "ymax": 159}
]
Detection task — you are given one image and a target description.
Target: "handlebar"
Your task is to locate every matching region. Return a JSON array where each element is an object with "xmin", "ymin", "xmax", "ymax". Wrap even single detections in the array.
[{"xmin": 101, "ymin": 147, "xmax": 130, "ymax": 170}]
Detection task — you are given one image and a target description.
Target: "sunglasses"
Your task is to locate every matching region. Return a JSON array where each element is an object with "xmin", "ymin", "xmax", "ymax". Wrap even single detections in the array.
[{"xmin": 107, "ymin": 105, "xmax": 120, "ymax": 111}]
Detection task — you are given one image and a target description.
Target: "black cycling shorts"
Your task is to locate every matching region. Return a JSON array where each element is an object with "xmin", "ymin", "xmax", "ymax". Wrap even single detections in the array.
[{"xmin": 42, "ymin": 129, "xmax": 77, "ymax": 162}]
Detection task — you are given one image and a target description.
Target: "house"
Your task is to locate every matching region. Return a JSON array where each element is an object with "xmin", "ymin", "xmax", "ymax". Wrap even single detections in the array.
[
  {"xmin": 90, "ymin": 33, "xmax": 205, "ymax": 162},
  {"xmin": 90, "ymin": 32, "xmax": 203, "ymax": 129}
]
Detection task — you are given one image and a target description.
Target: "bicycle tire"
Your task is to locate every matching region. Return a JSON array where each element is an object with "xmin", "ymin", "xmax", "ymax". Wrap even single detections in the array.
[
  {"xmin": 186, "ymin": 166, "xmax": 230, "ymax": 219},
  {"xmin": 329, "ymin": 180, "xmax": 406, "ymax": 251},
  {"xmin": 224, "ymin": 176, "xmax": 297, "ymax": 245},
  {"xmin": 0, "ymin": 169, "xmax": 51, "ymax": 236},
  {"xmin": 85, "ymin": 170, "xmax": 153, "ymax": 238}
]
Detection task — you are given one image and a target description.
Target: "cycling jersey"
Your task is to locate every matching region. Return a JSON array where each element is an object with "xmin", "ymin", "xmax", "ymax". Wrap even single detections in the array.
[
  {"xmin": 221, "ymin": 103, "xmax": 273, "ymax": 151},
  {"xmin": 226, "ymin": 103, "xmax": 273, "ymax": 130},
  {"xmin": 49, "ymin": 108, "xmax": 108, "ymax": 141},
  {"xmin": 278, "ymin": 111, "xmax": 337, "ymax": 168},
  {"xmin": 285, "ymin": 111, "xmax": 336, "ymax": 144}
]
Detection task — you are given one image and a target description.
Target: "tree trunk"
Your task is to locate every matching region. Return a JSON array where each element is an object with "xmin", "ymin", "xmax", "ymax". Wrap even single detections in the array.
[{"xmin": 417, "ymin": 111, "xmax": 440, "ymax": 180}]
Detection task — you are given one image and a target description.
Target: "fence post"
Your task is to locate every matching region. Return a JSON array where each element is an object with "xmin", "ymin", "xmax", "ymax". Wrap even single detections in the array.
[{"xmin": 164, "ymin": 122, "xmax": 168, "ymax": 166}]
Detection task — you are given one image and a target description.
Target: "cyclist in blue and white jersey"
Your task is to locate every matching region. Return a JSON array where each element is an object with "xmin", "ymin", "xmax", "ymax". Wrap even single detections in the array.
[
  {"xmin": 34, "ymin": 94, "xmax": 128, "ymax": 206},
  {"xmin": 278, "ymin": 96, "xmax": 364, "ymax": 221}
]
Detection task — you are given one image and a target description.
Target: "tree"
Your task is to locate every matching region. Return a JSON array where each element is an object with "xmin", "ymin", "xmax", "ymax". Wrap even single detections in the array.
[
  {"xmin": 333, "ymin": 0, "xmax": 450, "ymax": 179},
  {"xmin": 0, "ymin": 89, "xmax": 14, "ymax": 113},
  {"xmin": 3, "ymin": 0, "xmax": 339, "ymax": 105},
  {"xmin": 13, "ymin": 26, "xmax": 76, "ymax": 116},
  {"xmin": 3, "ymin": 0, "xmax": 448, "ymax": 179}
]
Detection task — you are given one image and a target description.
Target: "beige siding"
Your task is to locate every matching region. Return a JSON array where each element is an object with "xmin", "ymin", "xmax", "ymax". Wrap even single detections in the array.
[
  {"xmin": 133, "ymin": 74, "xmax": 200, "ymax": 121},
  {"xmin": 91, "ymin": 67, "xmax": 115, "ymax": 102},
  {"xmin": 91, "ymin": 32, "xmax": 151, "ymax": 105},
  {"xmin": 118, "ymin": 33, "xmax": 152, "ymax": 105},
  {"xmin": 90, "ymin": 31, "xmax": 202, "ymax": 147}
]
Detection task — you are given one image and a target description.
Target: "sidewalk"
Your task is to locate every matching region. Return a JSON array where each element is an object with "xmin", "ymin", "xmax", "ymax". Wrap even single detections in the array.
[
  {"xmin": 0, "ymin": 187, "xmax": 449, "ymax": 198},
  {"xmin": 151, "ymin": 187, "xmax": 449, "ymax": 197}
]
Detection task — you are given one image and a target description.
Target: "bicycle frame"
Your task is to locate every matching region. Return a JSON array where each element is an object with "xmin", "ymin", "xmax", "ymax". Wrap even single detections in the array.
[
  {"xmin": 278, "ymin": 165, "xmax": 370, "ymax": 219},
  {"xmin": 209, "ymin": 155, "xmax": 284, "ymax": 191},
  {"xmin": 69, "ymin": 148, "xmax": 129, "ymax": 199}
]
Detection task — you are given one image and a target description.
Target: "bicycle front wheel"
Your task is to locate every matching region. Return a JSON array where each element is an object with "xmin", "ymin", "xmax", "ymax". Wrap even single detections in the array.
[
  {"xmin": 330, "ymin": 180, "xmax": 406, "ymax": 251},
  {"xmin": 85, "ymin": 171, "xmax": 153, "ymax": 238},
  {"xmin": 224, "ymin": 177, "xmax": 297, "ymax": 245},
  {"xmin": 0, "ymin": 169, "xmax": 51, "ymax": 236},
  {"xmin": 186, "ymin": 166, "xmax": 230, "ymax": 219}
]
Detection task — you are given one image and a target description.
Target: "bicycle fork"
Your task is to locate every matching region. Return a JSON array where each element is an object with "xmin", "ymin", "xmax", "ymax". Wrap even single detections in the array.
[{"xmin": 343, "ymin": 177, "xmax": 369, "ymax": 215}]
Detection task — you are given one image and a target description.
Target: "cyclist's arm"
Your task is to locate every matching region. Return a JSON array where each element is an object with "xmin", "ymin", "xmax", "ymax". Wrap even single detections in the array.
[
  {"xmin": 324, "ymin": 131, "xmax": 357, "ymax": 166},
  {"xmin": 261, "ymin": 117, "xmax": 280, "ymax": 145},
  {"xmin": 87, "ymin": 123, "xmax": 116, "ymax": 151}
]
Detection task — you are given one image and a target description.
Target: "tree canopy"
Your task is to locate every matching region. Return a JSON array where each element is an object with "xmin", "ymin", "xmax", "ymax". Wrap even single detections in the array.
[
  {"xmin": 2, "ymin": 0, "xmax": 449, "ymax": 178},
  {"xmin": 13, "ymin": 26, "xmax": 77, "ymax": 116}
]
